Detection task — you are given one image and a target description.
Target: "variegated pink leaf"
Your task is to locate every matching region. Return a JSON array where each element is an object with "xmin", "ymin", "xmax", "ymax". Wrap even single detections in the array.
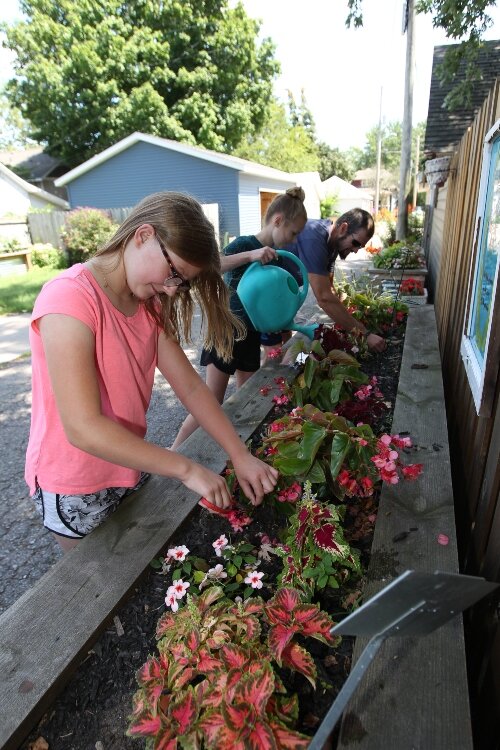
[
  {"xmin": 198, "ymin": 708, "xmax": 225, "ymax": 745},
  {"xmin": 281, "ymin": 642, "xmax": 317, "ymax": 687},
  {"xmin": 232, "ymin": 665, "xmax": 275, "ymax": 715},
  {"xmin": 269, "ymin": 721, "xmax": 311, "ymax": 748},
  {"xmin": 127, "ymin": 710, "xmax": 162, "ymax": 737},
  {"xmin": 169, "ymin": 686, "xmax": 198, "ymax": 734},
  {"xmin": 154, "ymin": 732, "xmax": 178, "ymax": 750},
  {"xmin": 197, "ymin": 648, "xmax": 224, "ymax": 673},
  {"xmin": 267, "ymin": 622, "xmax": 295, "ymax": 662},
  {"xmin": 185, "ymin": 628, "xmax": 200, "ymax": 653},
  {"xmin": 220, "ymin": 643, "xmax": 248, "ymax": 669},
  {"xmin": 199, "ymin": 585, "xmax": 225, "ymax": 610},
  {"xmin": 223, "ymin": 701, "xmax": 253, "ymax": 731},
  {"xmin": 156, "ymin": 611, "xmax": 176, "ymax": 639},
  {"xmin": 137, "ymin": 656, "xmax": 165, "ymax": 686}
]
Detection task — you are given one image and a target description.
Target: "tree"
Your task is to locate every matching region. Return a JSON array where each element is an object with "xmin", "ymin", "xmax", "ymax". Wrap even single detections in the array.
[
  {"xmin": 346, "ymin": 0, "xmax": 497, "ymax": 108},
  {"xmin": 316, "ymin": 141, "xmax": 354, "ymax": 182},
  {"xmin": 0, "ymin": 88, "xmax": 34, "ymax": 150},
  {"xmin": 1, "ymin": 0, "xmax": 279, "ymax": 166},
  {"xmin": 355, "ymin": 121, "xmax": 426, "ymax": 174},
  {"xmin": 233, "ymin": 100, "xmax": 320, "ymax": 173}
]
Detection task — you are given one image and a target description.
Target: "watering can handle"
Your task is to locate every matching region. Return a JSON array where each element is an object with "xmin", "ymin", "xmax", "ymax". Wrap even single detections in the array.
[{"xmin": 275, "ymin": 249, "xmax": 309, "ymax": 306}]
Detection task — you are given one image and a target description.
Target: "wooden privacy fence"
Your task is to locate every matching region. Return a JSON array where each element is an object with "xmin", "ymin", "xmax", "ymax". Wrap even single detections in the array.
[
  {"xmin": 27, "ymin": 204, "xmax": 220, "ymax": 249},
  {"xmin": 424, "ymin": 78, "xmax": 500, "ymax": 745}
]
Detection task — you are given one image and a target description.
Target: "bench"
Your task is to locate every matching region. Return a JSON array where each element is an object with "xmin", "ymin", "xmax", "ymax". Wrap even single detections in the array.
[
  {"xmin": 0, "ymin": 250, "xmax": 32, "ymax": 276},
  {"xmin": 0, "ymin": 306, "xmax": 472, "ymax": 749}
]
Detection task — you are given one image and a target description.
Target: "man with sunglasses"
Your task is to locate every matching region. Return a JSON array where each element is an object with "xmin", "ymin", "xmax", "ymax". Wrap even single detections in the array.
[{"xmin": 286, "ymin": 208, "xmax": 386, "ymax": 352}]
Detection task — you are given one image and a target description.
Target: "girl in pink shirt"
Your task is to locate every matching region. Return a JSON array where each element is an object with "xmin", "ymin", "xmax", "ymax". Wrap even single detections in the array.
[{"xmin": 26, "ymin": 192, "xmax": 278, "ymax": 551}]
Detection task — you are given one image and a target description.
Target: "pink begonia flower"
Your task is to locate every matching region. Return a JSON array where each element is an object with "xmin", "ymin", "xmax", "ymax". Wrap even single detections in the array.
[
  {"xmin": 259, "ymin": 386, "xmax": 271, "ymax": 396},
  {"xmin": 227, "ymin": 510, "xmax": 253, "ymax": 532},
  {"xmin": 437, "ymin": 533, "xmax": 449, "ymax": 546},
  {"xmin": 380, "ymin": 434, "xmax": 392, "ymax": 446},
  {"xmin": 267, "ymin": 347, "xmax": 282, "ymax": 359},
  {"xmin": 212, "ymin": 534, "xmax": 229, "ymax": 557},
  {"xmin": 270, "ymin": 421, "xmax": 285, "ymax": 433},
  {"xmin": 272, "ymin": 394, "xmax": 289, "ymax": 406},
  {"xmin": 265, "ymin": 446, "xmax": 278, "ymax": 455},
  {"xmin": 165, "ymin": 591, "xmax": 179, "ymax": 612},
  {"xmin": 401, "ymin": 463, "xmax": 423, "ymax": 479},
  {"xmin": 274, "ymin": 377, "xmax": 286, "ymax": 385},
  {"xmin": 170, "ymin": 579, "xmax": 190, "ymax": 599},
  {"xmin": 167, "ymin": 545, "xmax": 190, "ymax": 562},
  {"xmin": 245, "ymin": 570, "xmax": 264, "ymax": 589}
]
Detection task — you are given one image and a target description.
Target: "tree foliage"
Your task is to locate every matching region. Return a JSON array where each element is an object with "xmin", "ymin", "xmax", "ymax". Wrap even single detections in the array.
[
  {"xmin": 354, "ymin": 121, "xmax": 426, "ymax": 173},
  {"xmin": 346, "ymin": 0, "xmax": 497, "ymax": 109},
  {"xmin": 1, "ymin": 0, "xmax": 280, "ymax": 165},
  {"xmin": 234, "ymin": 100, "xmax": 320, "ymax": 173}
]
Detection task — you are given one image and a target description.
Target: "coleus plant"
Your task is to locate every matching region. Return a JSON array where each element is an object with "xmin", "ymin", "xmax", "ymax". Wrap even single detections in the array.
[
  {"xmin": 275, "ymin": 481, "xmax": 362, "ymax": 599},
  {"xmin": 261, "ymin": 404, "xmax": 423, "ymax": 500},
  {"xmin": 127, "ymin": 585, "xmax": 336, "ymax": 749}
]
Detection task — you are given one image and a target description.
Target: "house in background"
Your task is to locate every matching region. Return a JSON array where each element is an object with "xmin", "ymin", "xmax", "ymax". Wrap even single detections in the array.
[
  {"xmin": 424, "ymin": 40, "xmax": 500, "ymax": 160},
  {"xmin": 352, "ymin": 167, "xmax": 398, "ymax": 211},
  {"xmin": 0, "ymin": 146, "xmax": 68, "ymax": 201},
  {"xmin": 320, "ymin": 174, "xmax": 373, "ymax": 215},
  {"xmin": 55, "ymin": 132, "xmax": 321, "ymax": 240}
]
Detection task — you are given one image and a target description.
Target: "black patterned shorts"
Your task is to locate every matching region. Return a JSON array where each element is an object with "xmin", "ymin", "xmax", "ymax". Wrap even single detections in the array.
[{"xmin": 31, "ymin": 473, "xmax": 150, "ymax": 539}]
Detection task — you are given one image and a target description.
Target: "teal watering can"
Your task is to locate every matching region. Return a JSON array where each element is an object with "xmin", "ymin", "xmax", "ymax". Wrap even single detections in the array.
[{"xmin": 236, "ymin": 250, "xmax": 319, "ymax": 338}]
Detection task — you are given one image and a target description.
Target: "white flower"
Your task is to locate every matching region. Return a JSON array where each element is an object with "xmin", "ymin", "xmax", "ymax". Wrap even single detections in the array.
[
  {"xmin": 165, "ymin": 591, "xmax": 179, "ymax": 612},
  {"xmin": 244, "ymin": 570, "xmax": 264, "ymax": 589},
  {"xmin": 167, "ymin": 545, "xmax": 190, "ymax": 562},
  {"xmin": 212, "ymin": 534, "xmax": 229, "ymax": 557},
  {"xmin": 169, "ymin": 579, "xmax": 190, "ymax": 599}
]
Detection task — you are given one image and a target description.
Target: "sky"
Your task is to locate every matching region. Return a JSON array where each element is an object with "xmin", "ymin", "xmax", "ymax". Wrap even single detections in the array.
[{"xmin": 1, "ymin": 0, "xmax": 500, "ymax": 151}]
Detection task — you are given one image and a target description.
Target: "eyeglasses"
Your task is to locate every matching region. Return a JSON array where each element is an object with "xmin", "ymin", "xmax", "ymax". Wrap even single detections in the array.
[
  {"xmin": 350, "ymin": 235, "xmax": 364, "ymax": 250},
  {"xmin": 156, "ymin": 235, "xmax": 190, "ymax": 290}
]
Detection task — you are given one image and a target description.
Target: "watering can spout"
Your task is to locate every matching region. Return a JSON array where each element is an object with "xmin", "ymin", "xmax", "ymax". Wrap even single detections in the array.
[{"xmin": 291, "ymin": 322, "xmax": 319, "ymax": 339}]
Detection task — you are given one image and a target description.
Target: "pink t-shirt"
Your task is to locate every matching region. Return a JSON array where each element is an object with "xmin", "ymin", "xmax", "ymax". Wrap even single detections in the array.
[{"xmin": 25, "ymin": 264, "xmax": 159, "ymax": 495}]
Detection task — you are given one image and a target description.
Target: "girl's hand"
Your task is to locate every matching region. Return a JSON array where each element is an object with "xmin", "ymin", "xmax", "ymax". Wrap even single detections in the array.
[
  {"xmin": 231, "ymin": 453, "xmax": 279, "ymax": 506},
  {"xmin": 179, "ymin": 460, "xmax": 233, "ymax": 509},
  {"xmin": 249, "ymin": 246, "xmax": 277, "ymax": 264}
]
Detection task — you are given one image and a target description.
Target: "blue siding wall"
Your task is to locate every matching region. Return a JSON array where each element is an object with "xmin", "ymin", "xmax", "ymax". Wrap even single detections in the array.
[{"xmin": 66, "ymin": 142, "xmax": 241, "ymax": 238}]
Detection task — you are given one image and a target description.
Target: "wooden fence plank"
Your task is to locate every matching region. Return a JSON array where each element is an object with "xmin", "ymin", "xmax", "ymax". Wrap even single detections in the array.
[{"xmin": 337, "ymin": 306, "xmax": 472, "ymax": 750}]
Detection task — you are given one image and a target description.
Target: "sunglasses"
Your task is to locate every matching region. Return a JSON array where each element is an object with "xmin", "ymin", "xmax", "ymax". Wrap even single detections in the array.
[
  {"xmin": 156, "ymin": 235, "xmax": 190, "ymax": 290},
  {"xmin": 350, "ymin": 235, "xmax": 364, "ymax": 250}
]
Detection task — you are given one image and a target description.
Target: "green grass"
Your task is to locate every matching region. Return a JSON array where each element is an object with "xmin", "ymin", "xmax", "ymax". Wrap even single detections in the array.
[{"xmin": 0, "ymin": 267, "xmax": 62, "ymax": 314}]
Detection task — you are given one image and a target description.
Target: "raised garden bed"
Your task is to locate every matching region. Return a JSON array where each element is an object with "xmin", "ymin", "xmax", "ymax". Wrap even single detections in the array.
[{"xmin": 1, "ymin": 306, "xmax": 469, "ymax": 750}]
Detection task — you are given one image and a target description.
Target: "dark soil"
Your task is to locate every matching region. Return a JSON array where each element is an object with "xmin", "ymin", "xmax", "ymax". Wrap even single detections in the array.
[{"xmin": 20, "ymin": 330, "xmax": 405, "ymax": 750}]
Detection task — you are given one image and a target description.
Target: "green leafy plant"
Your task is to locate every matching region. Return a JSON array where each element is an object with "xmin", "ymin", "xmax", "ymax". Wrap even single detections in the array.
[
  {"xmin": 371, "ymin": 241, "xmax": 426, "ymax": 270},
  {"xmin": 60, "ymin": 207, "xmax": 118, "ymax": 264},
  {"xmin": 335, "ymin": 276, "xmax": 409, "ymax": 333},
  {"xmin": 276, "ymin": 482, "xmax": 362, "ymax": 598},
  {"xmin": 290, "ymin": 349, "xmax": 368, "ymax": 412},
  {"xmin": 127, "ymin": 585, "xmax": 336, "ymax": 748},
  {"xmin": 262, "ymin": 404, "xmax": 423, "ymax": 499},
  {"xmin": 0, "ymin": 237, "xmax": 23, "ymax": 254},
  {"xmin": 30, "ymin": 242, "xmax": 65, "ymax": 268}
]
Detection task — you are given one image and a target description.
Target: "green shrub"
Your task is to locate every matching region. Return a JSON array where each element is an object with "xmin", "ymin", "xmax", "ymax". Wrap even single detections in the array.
[
  {"xmin": 0, "ymin": 237, "xmax": 23, "ymax": 254},
  {"xmin": 30, "ymin": 242, "xmax": 66, "ymax": 268},
  {"xmin": 60, "ymin": 208, "xmax": 118, "ymax": 264},
  {"xmin": 320, "ymin": 193, "xmax": 339, "ymax": 219}
]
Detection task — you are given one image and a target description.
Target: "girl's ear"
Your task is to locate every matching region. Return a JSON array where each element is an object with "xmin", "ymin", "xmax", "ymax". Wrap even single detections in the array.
[
  {"xmin": 272, "ymin": 213, "xmax": 283, "ymax": 227},
  {"xmin": 135, "ymin": 224, "xmax": 155, "ymax": 246}
]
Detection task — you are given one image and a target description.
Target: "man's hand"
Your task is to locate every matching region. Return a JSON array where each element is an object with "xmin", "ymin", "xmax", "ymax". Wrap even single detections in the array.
[{"xmin": 366, "ymin": 332, "xmax": 386, "ymax": 352}]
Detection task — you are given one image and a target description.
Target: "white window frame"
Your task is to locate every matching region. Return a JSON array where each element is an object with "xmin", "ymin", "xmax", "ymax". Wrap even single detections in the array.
[{"xmin": 461, "ymin": 119, "xmax": 500, "ymax": 416}]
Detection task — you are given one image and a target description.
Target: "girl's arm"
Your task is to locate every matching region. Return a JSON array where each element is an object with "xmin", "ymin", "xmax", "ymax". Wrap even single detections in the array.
[
  {"xmin": 157, "ymin": 332, "xmax": 278, "ymax": 505},
  {"xmin": 220, "ymin": 245, "xmax": 276, "ymax": 272},
  {"xmin": 39, "ymin": 314, "xmax": 245, "ymax": 508}
]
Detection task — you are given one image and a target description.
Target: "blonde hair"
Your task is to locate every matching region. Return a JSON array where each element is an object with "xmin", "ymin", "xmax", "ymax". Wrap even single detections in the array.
[
  {"xmin": 264, "ymin": 186, "xmax": 307, "ymax": 225},
  {"xmin": 96, "ymin": 192, "xmax": 244, "ymax": 361}
]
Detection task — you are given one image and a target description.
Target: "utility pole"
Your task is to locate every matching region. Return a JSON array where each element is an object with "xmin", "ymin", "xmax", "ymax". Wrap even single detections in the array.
[
  {"xmin": 396, "ymin": 0, "xmax": 415, "ymax": 240},
  {"xmin": 374, "ymin": 87, "xmax": 383, "ymax": 217},
  {"xmin": 412, "ymin": 133, "xmax": 421, "ymax": 209}
]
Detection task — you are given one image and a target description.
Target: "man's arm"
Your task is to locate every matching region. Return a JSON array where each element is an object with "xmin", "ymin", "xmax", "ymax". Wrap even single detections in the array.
[{"xmin": 308, "ymin": 273, "xmax": 386, "ymax": 352}]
